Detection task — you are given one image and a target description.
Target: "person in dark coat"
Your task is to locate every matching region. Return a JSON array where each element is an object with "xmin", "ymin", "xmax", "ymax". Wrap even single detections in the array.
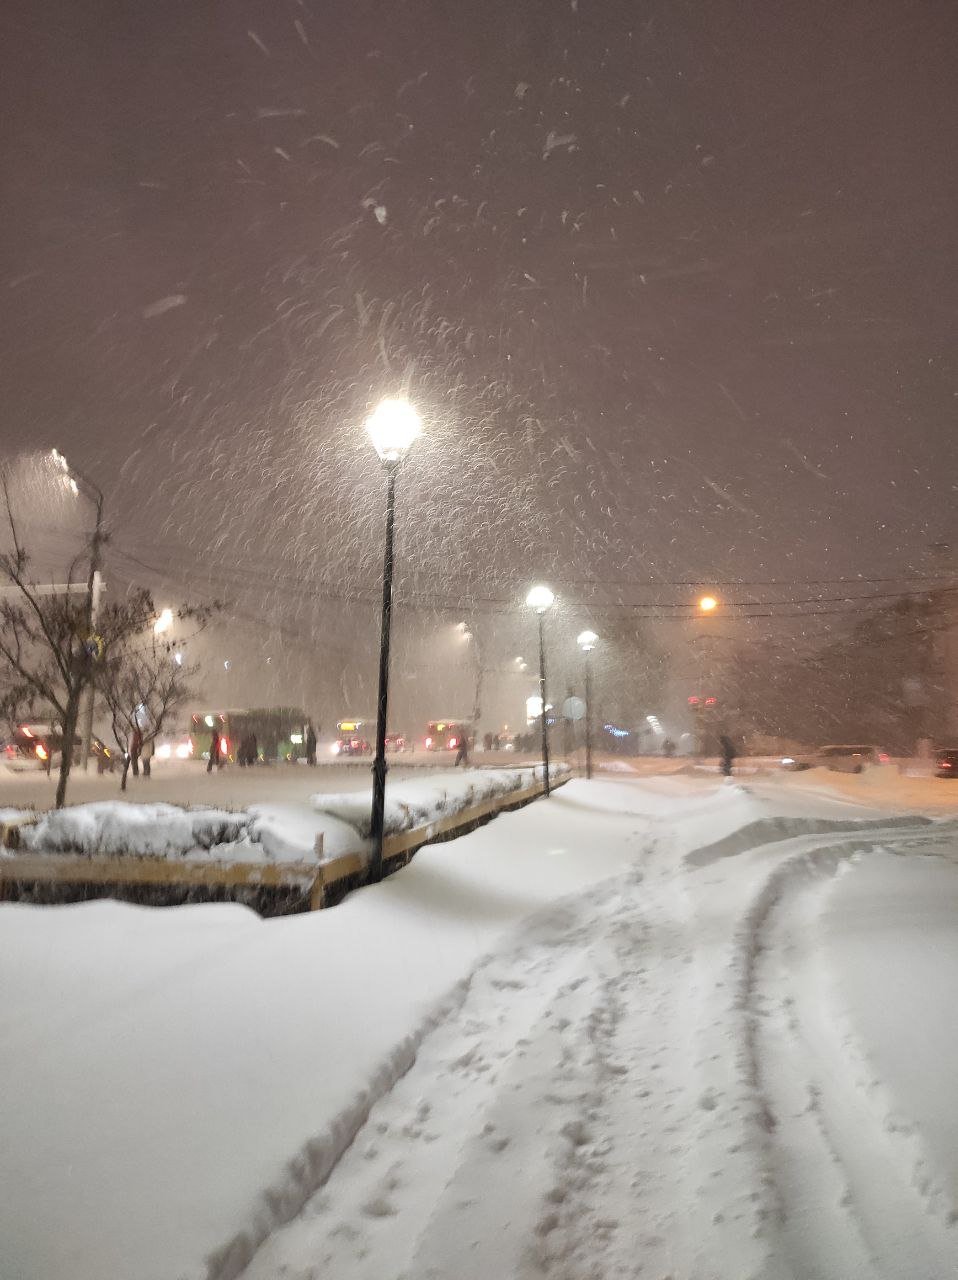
[
  {"xmin": 719, "ymin": 734, "xmax": 736, "ymax": 778},
  {"xmin": 208, "ymin": 724, "xmax": 222, "ymax": 773},
  {"xmin": 455, "ymin": 729, "xmax": 470, "ymax": 767},
  {"xmin": 129, "ymin": 726, "xmax": 143, "ymax": 778},
  {"xmin": 305, "ymin": 721, "xmax": 317, "ymax": 766}
]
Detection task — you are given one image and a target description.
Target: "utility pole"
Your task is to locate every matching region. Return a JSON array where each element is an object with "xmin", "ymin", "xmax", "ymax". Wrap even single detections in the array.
[
  {"xmin": 51, "ymin": 450, "xmax": 105, "ymax": 771},
  {"xmin": 79, "ymin": 491, "xmax": 105, "ymax": 769}
]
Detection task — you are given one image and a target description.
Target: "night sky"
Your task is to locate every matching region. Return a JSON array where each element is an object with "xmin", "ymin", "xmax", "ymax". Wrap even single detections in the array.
[{"xmin": 2, "ymin": 0, "xmax": 956, "ymax": 713}]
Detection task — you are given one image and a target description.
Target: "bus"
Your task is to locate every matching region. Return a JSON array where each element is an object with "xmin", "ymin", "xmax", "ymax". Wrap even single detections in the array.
[
  {"xmin": 333, "ymin": 718, "xmax": 373, "ymax": 757},
  {"xmin": 424, "ymin": 719, "xmax": 470, "ymax": 751},
  {"xmin": 332, "ymin": 719, "xmax": 408, "ymax": 756},
  {"xmin": 189, "ymin": 708, "xmax": 309, "ymax": 764}
]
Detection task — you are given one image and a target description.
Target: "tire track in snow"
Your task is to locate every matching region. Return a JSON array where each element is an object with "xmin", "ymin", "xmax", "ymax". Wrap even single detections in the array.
[
  {"xmin": 739, "ymin": 826, "xmax": 958, "ymax": 1279},
  {"xmin": 241, "ymin": 859, "xmax": 728, "ymax": 1280}
]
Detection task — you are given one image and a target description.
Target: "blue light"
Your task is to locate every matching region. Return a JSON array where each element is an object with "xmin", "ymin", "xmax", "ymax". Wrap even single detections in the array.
[{"xmin": 603, "ymin": 723, "xmax": 630, "ymax": 738}]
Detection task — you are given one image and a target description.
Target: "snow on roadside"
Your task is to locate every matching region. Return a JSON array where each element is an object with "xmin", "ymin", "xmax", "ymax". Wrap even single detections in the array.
[{"xmin": 312, "ymin": 765, "xmax": 555, "ymax": 837}]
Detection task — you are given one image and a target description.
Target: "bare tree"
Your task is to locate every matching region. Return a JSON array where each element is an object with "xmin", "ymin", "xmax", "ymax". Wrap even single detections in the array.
[
  {"xmin": 96, "ymin": 610, "xmax": 201, "ymax": 791},
  {"xmin": 0, "ymin": 470, "xmax": 216, "ymax": 804},
  {"xmin": 0, "ymin": 471, "xmax": 98, "ymax": 806}
]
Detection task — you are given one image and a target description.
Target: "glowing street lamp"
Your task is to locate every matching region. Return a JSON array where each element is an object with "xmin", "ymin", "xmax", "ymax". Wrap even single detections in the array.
[
  {"xmin": 153, "ymin": 607, "xmax": 174, "ymax": 635},
  {"xmin": 366, "ymin": 398, "xmax": 422, "ymax": 883},
  {"xmin": 526, "ymin": 584, "xmax": 555, "ymax": 796},
  {"xmin": 577, "ymin": 630, "xmax": 598, "ymax": 780},
  {"xmin": 698, "ymin": 594, "xmax": 719, "ymax": 613}
]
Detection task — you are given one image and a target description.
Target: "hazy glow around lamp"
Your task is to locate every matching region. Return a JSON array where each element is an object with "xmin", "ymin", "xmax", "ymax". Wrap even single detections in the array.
[
  {"xmin": 526, "ymin": 584, "xmax": 555, "ymax": 613},
  {"xmin": 365, "ymin": 398, "xmax": 422, "ymax": 464}
]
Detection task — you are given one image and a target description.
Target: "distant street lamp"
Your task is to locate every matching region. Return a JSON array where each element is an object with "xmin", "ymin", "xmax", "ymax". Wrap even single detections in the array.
[
  {"xmin": 577, "ymin": 630, "xmax": 598, "ymax": 780},
  {"xmin": 154, "ymin": 607, "xmax": 174, "ymax": 635},
  {"xmin": 52, "ymin": 449, "xmax": 105, "ymax": 771},
  {"xmin": 526, "ymin": 584, "xmax": 555, "ymax": 796},
  {"xmin": 366, "ymin": 398, "xmax": 422, "ymax": 883},
  {"xmin": 698, "ymin": 594, "xmax": 719, "ymax": 613}
]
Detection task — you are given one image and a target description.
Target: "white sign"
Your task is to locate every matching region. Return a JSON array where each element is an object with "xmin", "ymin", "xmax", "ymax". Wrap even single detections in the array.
[{"xmin": 562, "ymin": 696, "xmax": 586, "ymax": 722}]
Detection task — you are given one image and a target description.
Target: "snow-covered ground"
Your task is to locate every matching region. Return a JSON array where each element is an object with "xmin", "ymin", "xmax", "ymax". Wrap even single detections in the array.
[{"xmin": 1, "ymin": 769, "xmax": 957, "ymax": 1280}]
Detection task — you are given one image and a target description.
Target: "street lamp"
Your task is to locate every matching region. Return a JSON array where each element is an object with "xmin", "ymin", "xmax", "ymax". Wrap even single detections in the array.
[
  {"xmin": 698, "ymin": 594, "xmax": 719, "ymax": 613},
  {"xmin": 577, "ymin": 629, "xmax": 598, "ymax": 780},
  {"xmin": 526, "ymin": 584, "xmax": 555, "ymax": 796},
  {"xmin": 52, "ymin": 449, "xmax": 105, "ymax": 771},
  {"xmin": 366, "ymin": 398, "xmax": 422, "ymax": 883},
  {"xmin": 154, "ymin": 607, "xmax": 174, "ymax": 635}
]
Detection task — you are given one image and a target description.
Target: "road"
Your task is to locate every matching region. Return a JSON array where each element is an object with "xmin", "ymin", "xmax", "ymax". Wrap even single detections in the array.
[{"xmin": 0, "ymin": 752, "xmax": 538, "ymax": 811}]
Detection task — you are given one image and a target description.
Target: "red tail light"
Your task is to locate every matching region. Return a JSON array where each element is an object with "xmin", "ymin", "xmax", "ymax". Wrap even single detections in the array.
[
  {"xmin": 940, "ymin": 760, "xmax": 953, "ymax": 769},
  {"xmin": 878, "ymin": 752, "xmax": 890, "ymax": 763},
  {"xmin": 424, "ymin": 736, "xmax": 433, "ymax": 748},
  {"xmin": 449, "ymin": 736, "xmax": 459, "ymax": 748}
]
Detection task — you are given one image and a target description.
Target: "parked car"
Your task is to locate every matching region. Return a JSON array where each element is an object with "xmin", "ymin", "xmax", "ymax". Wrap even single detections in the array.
[
  {"xmin": 385, "ymin": 733, "xmax": 407, "ymax": 752},
  {"xmin": 935, "ymin": 748, "xmax": 958, "ymax": 778},
  {"xmin": 4, "ymin": 724, "xmax": 115, "ymax": 772}
]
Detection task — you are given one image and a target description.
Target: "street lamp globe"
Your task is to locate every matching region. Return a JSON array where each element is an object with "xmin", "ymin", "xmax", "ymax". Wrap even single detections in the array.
[
  {"xmin": 526, "ymin": 584, "xmax": 555, "ymax": 613},
  {"xmin": 365, "ymin": 398, "xmax": 422, "ymax": 465},
  {"xmin": 154, "ymin": 607, "xmax": 174, "ymax": 635},
  {"xmin": 577, "ymin": 629, "xmax": 598, "ymax": 652},
  {"xmin": 698, "ymin": 594, "xmax": 719, "ymax": 613}
]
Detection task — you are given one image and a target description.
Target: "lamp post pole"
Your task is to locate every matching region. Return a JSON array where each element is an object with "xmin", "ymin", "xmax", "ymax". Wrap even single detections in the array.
[
  {"xmin": 79, "ymin": 490, "xmax": 105, "ymax": 770},
  {"xmin": 364, "ymin": 399, "xmax": 422, "ymax": 885},
  {"xmin": 526, "ymin": 584, "xmax": 555, "ymax": 797},
  {"xmin": 537, "ymin": 610, "xmax": 550, "ymax": 797},
  {"xmin": 584, "ymin": 653, "xmax": 593, "ymax": 779},
  {"xmin": 52, "ymin": 451, "xmax": 105, "ymax": 772},
  {"xmin": 577, "ymin": 630, "xmax": 598, "ymax": 781},
  {"xmin": 369, "ymin": 464, "xmax": 397, "ymax": 883}
]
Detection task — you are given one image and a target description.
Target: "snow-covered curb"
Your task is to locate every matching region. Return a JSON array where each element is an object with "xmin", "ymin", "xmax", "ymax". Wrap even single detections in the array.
[{"xmin": 312, "ymin": 765, "xmax": 561, "ymax": 838}]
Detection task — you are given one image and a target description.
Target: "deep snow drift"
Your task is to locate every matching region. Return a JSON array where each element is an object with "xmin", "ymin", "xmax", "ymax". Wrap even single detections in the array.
[{"xmin": 1, "ymin": 771, "xmax": 956, "ymax": 1280}]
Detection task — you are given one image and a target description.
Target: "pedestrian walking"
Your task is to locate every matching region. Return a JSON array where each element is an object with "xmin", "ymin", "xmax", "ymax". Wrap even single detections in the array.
[
  {"xmin": 455, "ymin": 729, "xmax": 470, "ymax": 767},
  {"xmin": 129, "ymin": 726, "xmax": 143, "ymax": 778},
  {"xmin": 719, "ymin": 734, "xmax": 736, "ymax": 778},
  {"xmin": 305, "ymin": 720, "xmax": 317, "ymax": 767},
  {"xmin": 207, "ymin": 724, "xmax": 222, "ymax": 773}
]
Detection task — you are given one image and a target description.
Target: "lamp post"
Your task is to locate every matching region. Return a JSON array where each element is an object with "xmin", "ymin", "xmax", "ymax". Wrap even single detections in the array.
[
  {"xmin": 526, "ymin": 584, "xmax": 555, "ymax": 796},
  {"xmin": 577, "ymin": 630, "xmax": 598, "ymax": 780},
  {"xmin": 52, "ymin": 450, "xmax": 105, "ymax": 771},
  {"xmin": 366, "ymin": 399, "xmax": 422, "ymax": 883}
]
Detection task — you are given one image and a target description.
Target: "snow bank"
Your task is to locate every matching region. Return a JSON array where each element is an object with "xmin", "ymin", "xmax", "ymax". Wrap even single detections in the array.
[
  {"xmin": 312, "ymin": 765, "xmax": 555, "ymax": 837},
  {"xmin": 686, "ymin": 811, "xmax": 931, "ymax": 866},
  {"xmin": 820, "ymin": 849, "xmax": 958, "ymax": 1227}
]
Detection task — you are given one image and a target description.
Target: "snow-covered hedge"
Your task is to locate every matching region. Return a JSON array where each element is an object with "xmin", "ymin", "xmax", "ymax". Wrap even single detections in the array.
[
  {"xmin": 18, "ymin": 802, "xmax": 255, "ymax": 862},
  {"xmin": 312, "ymin": 765, "xmax": 559, "ymax": 838}
]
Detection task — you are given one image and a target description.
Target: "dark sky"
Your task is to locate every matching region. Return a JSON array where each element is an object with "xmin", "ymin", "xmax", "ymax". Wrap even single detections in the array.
[{"xmin": 2, "ymin": 0, "xmax": 956, "ymax": 682}]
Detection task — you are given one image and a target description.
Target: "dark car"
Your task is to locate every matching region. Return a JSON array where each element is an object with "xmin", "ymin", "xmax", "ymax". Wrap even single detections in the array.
[
  {"xmin": 935, "ymin": 748, "xmax": 958, "ymax": 778},
  {"xmin": 5, "ymin": 724, "xmax": 115, "ymax": 772},
  {"xmin": 818, "ymin": 744, "xmax": 890, "ymax": 774}
]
